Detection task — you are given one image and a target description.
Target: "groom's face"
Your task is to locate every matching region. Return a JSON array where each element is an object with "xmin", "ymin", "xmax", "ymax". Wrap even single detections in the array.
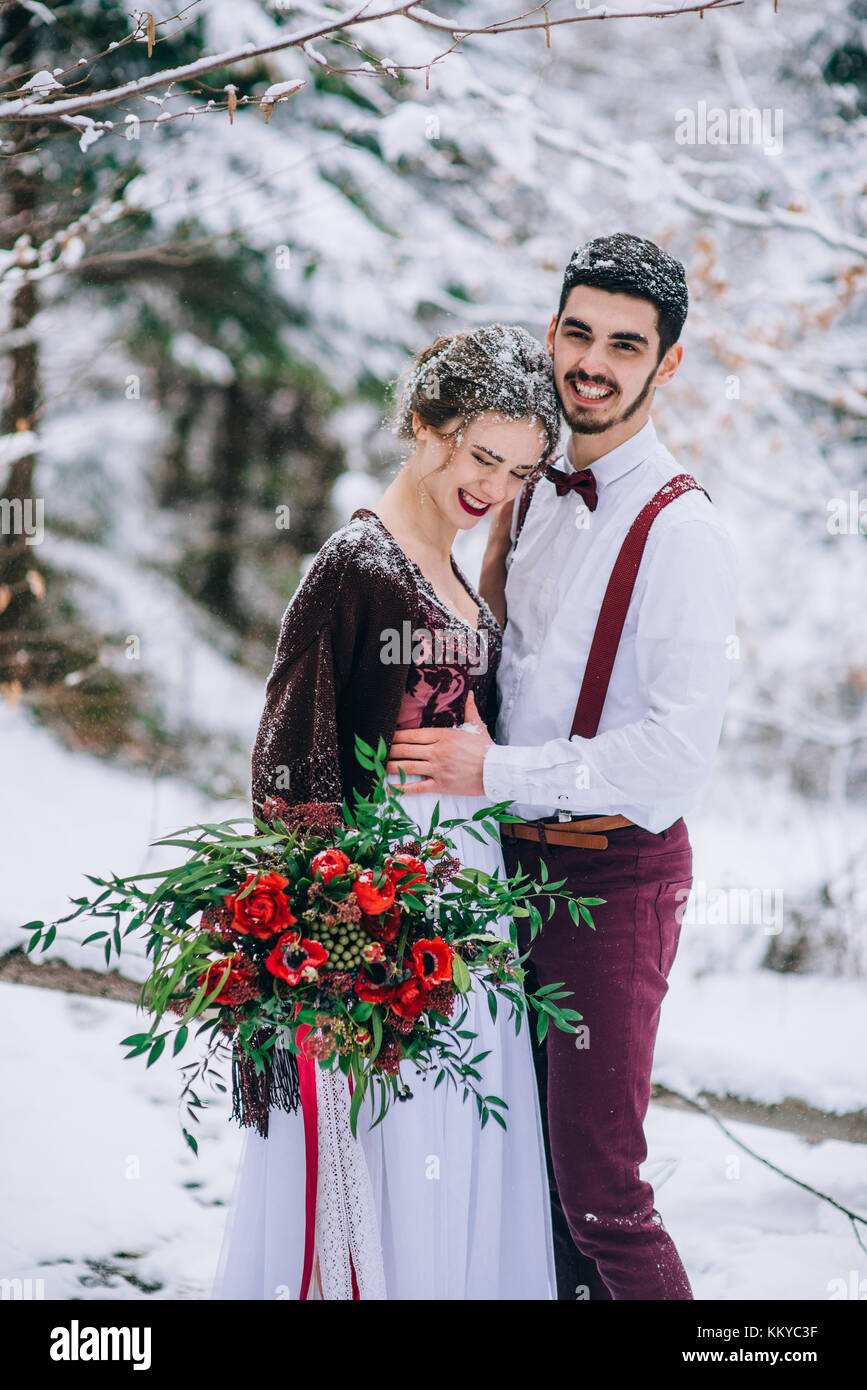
[{"xmin": 547, "ymin": 286, "xmax": 681, "ymax": 436}]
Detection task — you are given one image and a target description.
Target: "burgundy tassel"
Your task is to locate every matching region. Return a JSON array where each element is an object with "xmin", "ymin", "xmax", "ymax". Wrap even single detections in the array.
[{"xmin": 231, "ymin": 1029, "xmax": 300, "ymax": 1137}]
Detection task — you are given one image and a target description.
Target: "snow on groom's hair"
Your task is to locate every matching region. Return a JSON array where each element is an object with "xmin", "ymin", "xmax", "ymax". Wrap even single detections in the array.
[
  {"xmin": 391, "ymin": 323, "xmax": 561, "ymax": 465},
  {"xmin": 558, "ymin": 233, "xmax": 689, "ymax": 360}
]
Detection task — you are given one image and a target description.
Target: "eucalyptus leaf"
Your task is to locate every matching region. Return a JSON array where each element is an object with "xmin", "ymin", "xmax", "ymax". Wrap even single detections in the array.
[{"xmin": 451, "ymin": 953, "xmax": 471, "ymax": 993}]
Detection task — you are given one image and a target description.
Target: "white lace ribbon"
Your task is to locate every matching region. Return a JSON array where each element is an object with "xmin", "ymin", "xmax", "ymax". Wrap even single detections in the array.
[{"xmin": 314, "ymin": 1066, "xmax": 387, "ymax": 1300}]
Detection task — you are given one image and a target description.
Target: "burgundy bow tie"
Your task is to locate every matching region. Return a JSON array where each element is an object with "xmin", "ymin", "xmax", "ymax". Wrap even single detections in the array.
[{"xmin": 545, "ymin": 462, "xmax": 598, "ymax": 511}]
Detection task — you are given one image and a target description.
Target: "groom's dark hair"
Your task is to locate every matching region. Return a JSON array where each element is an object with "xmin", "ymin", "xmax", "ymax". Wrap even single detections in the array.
[{"xmin": 557, "ymin": 233, "xmax": 688, "ymax": 361}]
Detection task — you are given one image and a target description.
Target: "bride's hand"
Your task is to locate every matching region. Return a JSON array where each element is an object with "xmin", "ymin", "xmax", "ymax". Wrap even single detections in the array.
[{"xmin": 385, "ymin": 691, "xmax": 493, "ymax": 797}]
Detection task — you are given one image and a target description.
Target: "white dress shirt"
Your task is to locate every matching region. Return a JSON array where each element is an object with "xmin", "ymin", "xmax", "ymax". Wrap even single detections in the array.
[{"xmin": 482, "ymin": 417, "xmax": 739, "ymax": 833}]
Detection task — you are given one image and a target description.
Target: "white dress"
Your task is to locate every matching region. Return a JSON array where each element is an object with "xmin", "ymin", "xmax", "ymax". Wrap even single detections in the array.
[{"xmin": 211, "ymin": 766, "xmax": 556, "ymax": 1301}]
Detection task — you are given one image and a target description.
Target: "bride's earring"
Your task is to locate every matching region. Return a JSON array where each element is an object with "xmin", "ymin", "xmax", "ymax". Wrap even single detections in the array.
[
  {"xmin": 410, "ymin": 420, "xmax": 426, "ymax": 505},
  {"xmin": 416, "ymin": 464, "xmax": 428, "ymax": 506}
]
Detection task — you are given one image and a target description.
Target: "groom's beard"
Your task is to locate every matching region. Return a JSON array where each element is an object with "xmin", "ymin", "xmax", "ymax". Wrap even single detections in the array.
[{"xmin": 558, "ymin": 362, "xmax": 658, "ymax": 435}]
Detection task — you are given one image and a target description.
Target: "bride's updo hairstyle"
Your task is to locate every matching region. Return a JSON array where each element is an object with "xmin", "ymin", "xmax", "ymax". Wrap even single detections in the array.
[{"xmin": 391, "ymin": 323, "xmax": 561, "ymax": 473}]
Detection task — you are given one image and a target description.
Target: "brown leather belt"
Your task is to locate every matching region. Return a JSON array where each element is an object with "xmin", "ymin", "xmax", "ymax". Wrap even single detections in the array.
[{"xmin": 501, "ymin": 814, "xmax": 634, "ymax": 851}]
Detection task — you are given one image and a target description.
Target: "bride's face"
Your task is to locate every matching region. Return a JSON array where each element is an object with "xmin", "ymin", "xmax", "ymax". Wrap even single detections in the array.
[{"xmin": 411, "ymin": 409, "xmax": 549, "ymax": 530}]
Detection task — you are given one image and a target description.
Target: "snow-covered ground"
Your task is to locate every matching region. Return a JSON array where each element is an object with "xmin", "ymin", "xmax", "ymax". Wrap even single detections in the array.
[
  {"xmin": 655, "ymin": 969, "xmax": 867, "ymax": 1115},
  {"xmin": 0, "ymin": 683, "xmax": 252, "ymax": 977},
  {"xmin": 2, "ymin": 979, "xmax": 864, "ymax": 1302},
  {"xmin": 1, "ymin": 982, "xmax": 237, "ymax": 1301}
]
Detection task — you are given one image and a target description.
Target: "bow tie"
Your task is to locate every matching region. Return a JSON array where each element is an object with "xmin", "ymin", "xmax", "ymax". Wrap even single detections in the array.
[{"xmin": 544, "ymin": 462, "xmax": 598, "ymax": 511}]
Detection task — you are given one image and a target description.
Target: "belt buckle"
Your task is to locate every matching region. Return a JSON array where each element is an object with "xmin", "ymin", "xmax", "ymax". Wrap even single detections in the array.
[{"xmin": 556, "ymin": 811, "xmax": 573, "ymax": 822}]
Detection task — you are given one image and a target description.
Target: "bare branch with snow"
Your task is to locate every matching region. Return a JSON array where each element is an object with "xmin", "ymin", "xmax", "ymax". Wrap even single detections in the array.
[{"xmin": 0, "ymin": 0, "xmax": 741, "ymax": 126}]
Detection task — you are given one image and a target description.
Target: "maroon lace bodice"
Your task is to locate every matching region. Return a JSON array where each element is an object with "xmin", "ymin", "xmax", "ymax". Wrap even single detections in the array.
[{"xmin": 358, "ymin": 511, "xmax": 502, "ymax": 731}]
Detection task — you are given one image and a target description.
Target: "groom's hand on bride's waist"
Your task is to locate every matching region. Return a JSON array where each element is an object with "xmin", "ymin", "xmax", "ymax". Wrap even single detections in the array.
[{"xmin": 385, "ymin": 690, "xmax": 493, "ymax": 797}]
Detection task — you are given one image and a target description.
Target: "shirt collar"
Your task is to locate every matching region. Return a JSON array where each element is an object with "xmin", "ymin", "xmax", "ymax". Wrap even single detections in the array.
[{"xmin": 563, "ymin": 417, "xmax": 657, "ymax": 490}]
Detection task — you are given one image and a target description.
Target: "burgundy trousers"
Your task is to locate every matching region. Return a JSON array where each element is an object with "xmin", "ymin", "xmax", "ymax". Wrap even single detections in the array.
[{"xmin": 502, "ymin": 817, "xmax": 694, "ymax": 1301}]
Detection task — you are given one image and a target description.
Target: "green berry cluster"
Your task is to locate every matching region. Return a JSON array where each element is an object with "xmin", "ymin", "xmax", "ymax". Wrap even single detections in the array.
[{"xmin": 313, "ymin": 917, "xmax": 369, "ymax": 971}]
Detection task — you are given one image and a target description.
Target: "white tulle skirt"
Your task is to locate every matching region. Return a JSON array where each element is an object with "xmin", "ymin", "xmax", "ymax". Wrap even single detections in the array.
[{"xmin": 211, "ymin": 766, "xmax": 556, "ymax": 1300}]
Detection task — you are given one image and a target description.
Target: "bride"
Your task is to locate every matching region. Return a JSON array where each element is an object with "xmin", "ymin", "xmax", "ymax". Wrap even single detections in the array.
[{"xmin": 212, "ymin": 324, "xmax": 562, "ymax": 1300}]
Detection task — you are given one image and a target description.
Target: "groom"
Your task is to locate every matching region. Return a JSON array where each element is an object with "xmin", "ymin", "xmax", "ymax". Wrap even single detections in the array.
[{"xmin": 385, "ymin": 233, "xmax": 738, "ymax": 1300}]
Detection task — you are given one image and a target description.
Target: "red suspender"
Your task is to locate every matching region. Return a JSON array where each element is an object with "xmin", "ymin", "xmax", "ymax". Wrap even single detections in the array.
[
  {"xmin": 513, "ymin": 473, "xmax": 541, "ymax": 544},
  {"xmin": 569, "ymin": 474, "xmax": 710, "ymax": 739}
]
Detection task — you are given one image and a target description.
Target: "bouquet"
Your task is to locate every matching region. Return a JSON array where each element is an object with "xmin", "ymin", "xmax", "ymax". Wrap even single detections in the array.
[{"xmin": 22, "ymin": 735, "xmax": 601, "ymax": 1150}]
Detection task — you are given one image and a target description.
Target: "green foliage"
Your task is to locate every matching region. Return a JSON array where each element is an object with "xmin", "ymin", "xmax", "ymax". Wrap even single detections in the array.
[{"xmin": 21, "ymin": 730, "xmax": 601, "ymax": 1147}]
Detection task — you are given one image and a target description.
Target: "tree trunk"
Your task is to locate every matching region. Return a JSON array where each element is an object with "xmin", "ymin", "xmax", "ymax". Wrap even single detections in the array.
[{"xmin": 0, "ymin": 7, "xmax": 42, "ymax": 686}]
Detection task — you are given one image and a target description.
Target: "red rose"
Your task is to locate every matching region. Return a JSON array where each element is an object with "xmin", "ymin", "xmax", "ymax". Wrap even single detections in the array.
[
  {"xmin": 265, "ymin": 930, "xmax": 328, "ymax": 985},
  {"xmin": 390, "ymin": 976, "xmax": 428, "ymax": 1022},
  {"xmin": 427, "ymin": 840, "xmax": 446, "ymax": 859},
  {"xmin": 411, "ymin": 937, "xmax": 454, "ymax": 988},
  {"xmin": 311, "ymin": 847, "xmax": 351, "ymax": 884},
  {"xmin": 352, "ymin": 868, "xmax": 396, "ymax": 915},
  {"xmin": 362, "ymin": 903, "xmax": 401, "ymax": 943},
  {"xmin": 387, "ymin": 852, "xmax": 427, "ymax": 892},
  {"xmin": 196, "ymin": 955, "xmax": 258, "ymax": 1007},
  {"xmin": 225, "ymin": 872, "xmax": 296, "ymax": 940}
]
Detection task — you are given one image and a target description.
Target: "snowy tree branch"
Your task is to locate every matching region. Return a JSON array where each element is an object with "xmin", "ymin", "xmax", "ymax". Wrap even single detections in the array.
[
  {"xmin": 407, "ymin": 0, "xmax": 741, "ymax": 38},
  {"xmin": 1, "ymin": 0, "xmax": 742, "ymax": 124},
  {"xmin": 689, "ymin": 319, "xmax": 867, "ymax": 420},
  {"xmin": 665, "ymin": 1086, "xmax": 867, "ymax": 1257},
  {"xmin": 0, "ymin": 3, "xmax": 416, "ymax": 121},
  {"xmin": 728, "ymin": 700, "xmax": 867, "ymax": 750},
  {"xmin": 536, "ymin": 125, "xmax": 867, "ymax": 260},
  {"xmin": 0, "ymin": 195, "xmax": 132, "ymax": 294}
]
